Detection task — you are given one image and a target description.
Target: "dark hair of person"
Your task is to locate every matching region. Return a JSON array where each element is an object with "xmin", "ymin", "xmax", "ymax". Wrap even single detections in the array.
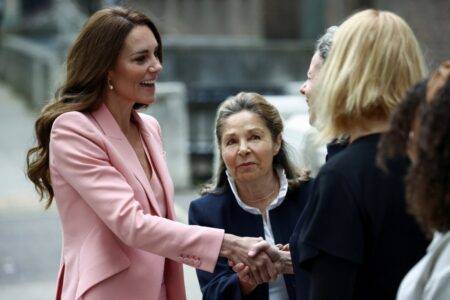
[
  {"xmin": 201, "ymin": 92, "xmax": 309, "ymax": 195},
  {"xmin": 377, "ymin": 80, "xmax": 426, "ymax": 163},
  {"xmin": 26, "ymin": 7, "xmax": 162, "ymax": 208},
  {"xmin": 378, "ymin": 77, "xmax": 450, "ymax": 233}
]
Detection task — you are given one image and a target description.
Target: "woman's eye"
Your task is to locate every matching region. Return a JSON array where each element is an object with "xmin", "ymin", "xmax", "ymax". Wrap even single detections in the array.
[
  {"xmin": 225, "ymin": 139, "xmax": 236, "ymax": 146},
  {"xmin": 134, "ymin": 56, "xmax": 147, "ymax": 64},
  {"xmin": 250, "ymin": 135, "xmax": 260, "ymax": 140}
]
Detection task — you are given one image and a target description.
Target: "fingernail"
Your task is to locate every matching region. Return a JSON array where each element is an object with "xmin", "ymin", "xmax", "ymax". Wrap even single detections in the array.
[{"xmin": 248, "ymin": 250, "xmax": 255, "ymax": 256}]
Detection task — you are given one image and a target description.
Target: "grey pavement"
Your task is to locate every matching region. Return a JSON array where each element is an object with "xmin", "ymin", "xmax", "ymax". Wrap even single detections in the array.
[{"xmin": 0, "ymin": 82, "xmax": 203, "ymax": 300}]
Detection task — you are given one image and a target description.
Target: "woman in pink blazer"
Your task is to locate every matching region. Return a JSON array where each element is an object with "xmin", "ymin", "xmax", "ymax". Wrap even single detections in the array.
[{"xmin": 26, "ymin": 7, "xmax": 286, "ymax": 300}]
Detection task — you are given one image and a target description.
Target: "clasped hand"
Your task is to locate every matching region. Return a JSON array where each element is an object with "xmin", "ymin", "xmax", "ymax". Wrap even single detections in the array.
[{"xmin": 220, "ymin": 234, "xmax": 293, "ymax": 289}]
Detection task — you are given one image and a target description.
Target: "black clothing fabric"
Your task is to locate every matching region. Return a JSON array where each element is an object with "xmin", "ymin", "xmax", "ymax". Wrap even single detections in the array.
[
  {"xmin": 309, "ymin": 254, "xmax": 357, "ymax": 300},
  {"xmin": 325, "ymin": 139, "xmax": 348, "ymax": 161},
  {"xmin": 189, "ymin": 182, "xmax": 312, "ymax": 300},
  {"xmin": 290, "ymin": 134, "xmax": 429, "ymax": 300}
]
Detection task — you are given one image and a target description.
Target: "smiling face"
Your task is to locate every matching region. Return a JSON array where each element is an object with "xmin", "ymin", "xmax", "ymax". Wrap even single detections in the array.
[
  {"xmin": 108, "ymin": 25, "xmax": 162, "ymax": 106},
  {"xmin": 300, "ymin": 51, "xmax": 323, "ymax": 125},
  {"xmin": 220, "ymin": 110, "xmax": 281, "ymax": 184}
]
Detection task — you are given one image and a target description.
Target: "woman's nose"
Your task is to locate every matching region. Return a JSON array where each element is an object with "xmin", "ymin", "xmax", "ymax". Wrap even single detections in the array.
[
  {"xmin": 300, "ymin": 82, "xmax": 307, "ymax": 96},
  {"xmin": 238, "ymin": 141, "xmax": 250, "ymax": 155},
  {"xmin": 149, "ymin": 59, "xmax": 163, "ymax": 73}
]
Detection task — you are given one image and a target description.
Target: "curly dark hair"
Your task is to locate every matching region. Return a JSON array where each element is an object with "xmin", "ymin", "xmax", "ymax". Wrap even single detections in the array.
[
  {"xmin": 377, "ymin": 80, "xmax": 426, "ymax": 163},
  {"xmin": 378, "ymin": 77, "xmax": 450, "ymax": 233}
]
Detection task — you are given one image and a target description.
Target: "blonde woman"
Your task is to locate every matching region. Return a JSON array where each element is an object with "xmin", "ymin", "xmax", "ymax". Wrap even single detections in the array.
[{"xmin": 289, "ymin": 9, "xmax": 429, "ymax": 299}]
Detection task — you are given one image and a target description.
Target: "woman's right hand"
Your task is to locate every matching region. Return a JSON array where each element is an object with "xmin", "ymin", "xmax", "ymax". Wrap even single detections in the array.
[
  {"xmin": 250, "ymin": 241, "xmax": 293, "ymax": 274},
  {"xmin": 220, "ymin": 234, "xmax": 279, "ymax": 284}
]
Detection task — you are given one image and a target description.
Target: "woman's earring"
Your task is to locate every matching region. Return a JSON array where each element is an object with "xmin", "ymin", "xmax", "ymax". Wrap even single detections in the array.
[{"xmin": 108, "ymin": 80, "xmax": 114, "ymax": 91}]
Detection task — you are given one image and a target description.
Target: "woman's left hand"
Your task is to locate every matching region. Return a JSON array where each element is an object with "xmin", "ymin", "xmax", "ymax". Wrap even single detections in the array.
[
  {"xmin": 276, "ymin": 243, "xmax": 290, "ymax": 251},
  {"xmin": 229, "ymin": 260, "xmax": 258, "ymax": 294}
]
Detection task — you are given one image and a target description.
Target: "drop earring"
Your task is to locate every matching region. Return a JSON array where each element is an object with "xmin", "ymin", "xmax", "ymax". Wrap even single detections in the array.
[{"xmin": 108, "ymin": 80, "xmax": 114, "ymax": 90}]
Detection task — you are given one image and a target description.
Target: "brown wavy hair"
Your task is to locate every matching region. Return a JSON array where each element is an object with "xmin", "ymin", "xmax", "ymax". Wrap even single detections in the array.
[
  {"xmin": 201, "ymin": 92, "xmax": 310, "ymax": 195},
  {"xmin": 26, "ymin": 7, "xmax": 162, "ymax": 208},
  {"xmin": 378, "ymin": 69, "xmax": 450, "ymax": 233}
]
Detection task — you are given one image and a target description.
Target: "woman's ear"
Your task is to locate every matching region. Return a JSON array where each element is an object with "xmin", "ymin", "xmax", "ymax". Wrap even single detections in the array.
[
  {"xmin": 274, "ymin": 134, "xmax": 282, "ymax": 155},
  {"xmin": 106, "ymin": 70, "xmax": 116, "ymax": 91},
  {"xmin": 107, "ymin": 69, "xmax": 114, "ymax": 82}
]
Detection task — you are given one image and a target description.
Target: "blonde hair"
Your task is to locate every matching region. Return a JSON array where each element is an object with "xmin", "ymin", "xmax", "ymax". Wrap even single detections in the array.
[{"xmin": 313, "ymin": 9, "xmax": 426, "ymax": 142}]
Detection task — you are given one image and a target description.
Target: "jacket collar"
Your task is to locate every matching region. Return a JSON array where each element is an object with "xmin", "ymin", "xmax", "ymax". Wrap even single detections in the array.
[
  {"xmin": 226, "ymin": 167, "xmax": 288, "ymax": 215},
  {"xmin": 132, "ymin": 108, "xmax": 175, "ymax": 220},
  {"xmin": 90, "ymin": 103, "xmax": 167, "ymax": 217}
]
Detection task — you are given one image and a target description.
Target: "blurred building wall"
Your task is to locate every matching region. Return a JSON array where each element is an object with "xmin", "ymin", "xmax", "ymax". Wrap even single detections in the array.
[
  {"xmin": 124, "ymin": 0, "xmax": 264, "ymax": 37},
  {"xmin": 374, "ymin": 0, "xmax": 449, "ymax": 68},
  {"xmin": 323, "ymin": 0, "xmax": 449, "ymax": 68}
]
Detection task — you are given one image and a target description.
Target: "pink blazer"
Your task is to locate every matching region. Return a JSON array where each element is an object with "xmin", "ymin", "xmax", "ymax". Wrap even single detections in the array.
[{"xmin": 49, "ymin": 104, "xmax": 224, "ymax": 300}]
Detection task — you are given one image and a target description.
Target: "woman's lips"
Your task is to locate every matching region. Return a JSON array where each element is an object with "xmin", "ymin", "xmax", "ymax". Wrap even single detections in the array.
[
  {"xmin": 139, "ymin": 82, "xmax": 155, "ymax": 88},
  {"xmin": 139, "ymin": 79, "xmax": 156, "ymax": 89},
  {"xmin": 238, "ymin": 162, "xmax": 255, "ymax": 168}
]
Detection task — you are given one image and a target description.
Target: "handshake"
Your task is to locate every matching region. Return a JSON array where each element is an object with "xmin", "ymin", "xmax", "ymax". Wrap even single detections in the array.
[{"xmin": 219, "ymin": 233, "xmax": 293, "ymax": 294}]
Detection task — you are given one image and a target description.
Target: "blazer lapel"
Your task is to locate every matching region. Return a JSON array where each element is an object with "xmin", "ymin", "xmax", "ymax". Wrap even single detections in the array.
[
  {"xmin": 90, "ymin": 104, "xmax": 160, "ymax": 216},
  {"xmin": 133, "ymin": 110, "xmax": 175, "ymax": 220}
]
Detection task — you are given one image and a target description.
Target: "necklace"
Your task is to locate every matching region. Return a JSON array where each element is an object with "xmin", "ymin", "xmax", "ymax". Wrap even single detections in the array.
[{"xmin": 241, "ymin": 181, "xmax": 279, "ymax": 204}]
